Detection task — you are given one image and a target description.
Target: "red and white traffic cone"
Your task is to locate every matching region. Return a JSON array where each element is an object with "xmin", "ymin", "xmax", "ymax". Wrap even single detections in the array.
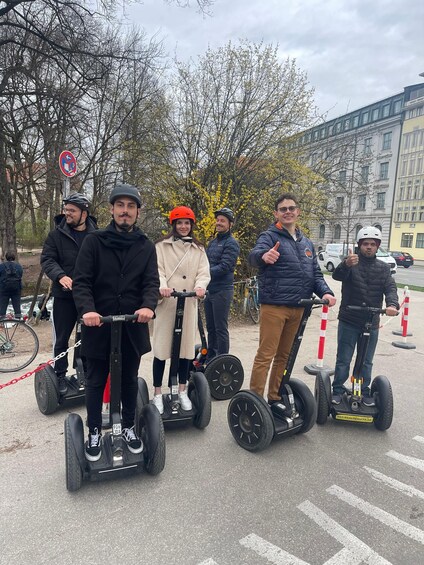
[
  {"xmin": 392, "ymin": 286, "xmax": 412, "ymax": 336},
  {"xmin": 392, "ymin": 289, "xmax": 416, "ymax": 350},
  {"xmin": 304, "ymin": 304, "xmax": 335, "ymax": 375},
  {"xmin": 101, "ymin": 373, "xmax": 111, "ymax": 427}
]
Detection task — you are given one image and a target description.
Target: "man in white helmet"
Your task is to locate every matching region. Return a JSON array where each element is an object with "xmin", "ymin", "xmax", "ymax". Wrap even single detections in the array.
[{"xmin": 331, "ymin": 226, "xmax": 399, "ymax": 406}]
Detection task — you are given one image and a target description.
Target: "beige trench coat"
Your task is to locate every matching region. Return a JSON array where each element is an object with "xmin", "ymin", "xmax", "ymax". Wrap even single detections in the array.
[{"xmin": 152, "ymin": 237, "xmax": 211, "ymax": 360}]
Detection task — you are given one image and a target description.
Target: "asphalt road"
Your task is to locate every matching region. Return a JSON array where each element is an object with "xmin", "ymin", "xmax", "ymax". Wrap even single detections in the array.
[
  {"xmin": 1, "ymin": 277, "xmax": 423, "ymax": 565},
  {"xmin": 393, "ymin": 263, "xmax": 424, "ymax": 287}
]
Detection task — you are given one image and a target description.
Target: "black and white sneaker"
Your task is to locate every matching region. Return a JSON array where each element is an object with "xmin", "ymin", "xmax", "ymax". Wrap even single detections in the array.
[
  {"xmin": 362, "ymin": 395, "xmax": 375, "ymax": 407},
  {"xmin": 331, "ymin": 394, "xmax": 342, "ymax": 405},
  {"xmin": 85, "ymin": 428, "xmax": 102, "ymax": 462},
  {"xmin": 122, "ymin": 426, "xmax": 143, "ymax": 454}
]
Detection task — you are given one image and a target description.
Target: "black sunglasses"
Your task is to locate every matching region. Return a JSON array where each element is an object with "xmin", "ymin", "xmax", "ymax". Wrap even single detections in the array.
[{"xmin": 277, "ymin": 206, "xmax": 298, "ymax": 213}]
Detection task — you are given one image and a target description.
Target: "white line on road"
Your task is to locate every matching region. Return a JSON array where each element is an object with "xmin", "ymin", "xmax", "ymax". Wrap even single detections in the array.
[
  {"xmin": 327, "ymin": 485, "xmax": 424, "ymax": 544},
  {"xmin": 413, "ymin": 436, "xmax": 424, "ymax": 445},
  {"xmin": 298, "ymin": 500, "xmax": 391, "ymax": 565},
  {"xmin": 239, "ymin": 533, "xmax": 310, "ymax": 565},
  {"xmin": 364, "ymin": 466, "xmax": 424, "ymax": 499},
  {"xmin": 386, "ymin": 450, "xmax": 424, "ymax": 471},
  {"xmin": 197, "ymin": 560, "xmax": 219, "ymax": 565}
]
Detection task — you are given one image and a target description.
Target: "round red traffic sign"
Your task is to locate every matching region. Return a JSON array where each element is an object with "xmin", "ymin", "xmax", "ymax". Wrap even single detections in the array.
[{"xmin": 59, "ymin": 150, "xmax": 77, "ymax": 177}]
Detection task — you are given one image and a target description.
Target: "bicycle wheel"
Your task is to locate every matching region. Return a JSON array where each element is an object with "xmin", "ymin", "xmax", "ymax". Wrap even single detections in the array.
[
  {"xmin": 247, "ymin": 290, "xmax": 259, "ymax": 324},
  {"xmin": 0, "ymin": 319, "xmax": 39, "ymax": 373}
]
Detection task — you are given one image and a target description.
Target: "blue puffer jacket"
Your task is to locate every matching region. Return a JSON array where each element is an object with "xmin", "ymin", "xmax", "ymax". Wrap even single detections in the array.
[
  {"xmin": 248, "ymin": 224, "xmax": 334, "ymax": 306},
  {"xmin": 206, "ymin": 231, "xmax": 240, "ymax": 293}
]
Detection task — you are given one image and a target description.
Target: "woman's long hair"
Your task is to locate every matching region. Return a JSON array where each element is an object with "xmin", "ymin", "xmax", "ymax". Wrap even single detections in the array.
[{"xmin": 156, "ymin": 220, "xmax": 204, "ymax": 248}]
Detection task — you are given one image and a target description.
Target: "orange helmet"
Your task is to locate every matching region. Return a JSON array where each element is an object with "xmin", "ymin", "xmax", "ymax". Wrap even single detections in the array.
[{"xmin": 169, "ymin": 206, "xmax": 196, "ymax": 224}]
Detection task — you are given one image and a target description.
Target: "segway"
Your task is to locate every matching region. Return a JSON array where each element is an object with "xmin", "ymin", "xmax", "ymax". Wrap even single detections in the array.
[
  {"xmin": 315, "ymin": 305, "xmax": 394, "ymax": 430},
  {"xmin": 34, "ymin": 322, "xmax": 85, "ymax": 415},
  {"xmin": 137, "ymin": 291, "xmax": 212, "ymax": 429},
  {"xmin": 192, "ymin": 305, "xmax": 244, "ymax": 400},
  {"xmin": 64, "ymin": 315, "xmax": 165, "ymax": 492},
  {"xmin": 227, "ymin": 298, "xmax": 326, "ymax": 452}
]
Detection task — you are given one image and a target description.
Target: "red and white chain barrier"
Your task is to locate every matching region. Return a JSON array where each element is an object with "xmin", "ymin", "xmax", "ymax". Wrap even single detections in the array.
[{"xmin": 304, "ymin": 304, "xmax": 334, "ymax": 375}]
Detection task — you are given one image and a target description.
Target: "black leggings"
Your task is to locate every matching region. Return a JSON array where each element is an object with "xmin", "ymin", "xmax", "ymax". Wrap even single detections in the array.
[{"xmin": 153, "ymin": 357, "xmax": 191, "ymax": 388}]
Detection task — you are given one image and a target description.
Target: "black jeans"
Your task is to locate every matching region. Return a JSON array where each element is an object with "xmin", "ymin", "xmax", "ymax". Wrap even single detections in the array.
[
  {"xmin": 0, "ymin": 291, "xmax": 21, "ymax": 317},
  {"xmin": 85, "ymin": 337, "xmax": 141, "ymax": 432},
  {"xmin": 52, "ymin": 297, "xmax": 78, "ymax": 376},
  {"xmin": 153, "ymin": 357, "xmax": 191, "ymax": 387},
  {"xmin": 204, "ymin": 289, "xmax": 233, "ymax": 361}
]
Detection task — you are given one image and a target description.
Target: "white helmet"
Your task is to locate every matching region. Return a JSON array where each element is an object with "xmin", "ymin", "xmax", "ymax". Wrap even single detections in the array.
[{"xmin": 356, "ymin": 226, "xmax": 382, "ymax": 243}]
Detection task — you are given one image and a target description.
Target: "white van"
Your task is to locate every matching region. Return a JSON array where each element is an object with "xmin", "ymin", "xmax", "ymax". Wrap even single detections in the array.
[{"xmin": 318, "ymin": 244, "xmax": 397, "ymax": 275}]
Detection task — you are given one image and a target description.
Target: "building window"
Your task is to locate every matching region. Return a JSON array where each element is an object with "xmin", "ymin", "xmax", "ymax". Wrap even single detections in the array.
[
  {"xmin": 339, "ymin": 170, "xmax": 347, "ymax": 186},
  {"xmin": 379, "ymin": 162, "xmax": 389, "ymax": 180},
  {"xmin": 319, "ymin": 224, "xmax": 325, "ymax": 238},
  {"xmin": 361, "ymin": 165, "xmax": 369, "ymax": 183},
  {"xmin": 355, "ymin": 225, "xmax": 363, "ymax": 238},
  {"xmin": 394, "ymin": 100, "xmax": 401, "ymax": 113},
  {"xmin": 336, "ymin": 197, "xmax": 344, "ymax": 213},
  {"xmin": 334, "ymin": 224, "xmax": 341, "ymax": 239},
  {"xmin": 353, "ymin": 115, "xmax": 359, "ymax": 127},
  {"xmin": 344, "ymin": 119, "xmax": 350, "ymax": 130},
  {"xmin": 382, "ymin": 104, "xmax": 390, "ymax": 117},
  {"xmin": 364, "ymin": 137, "xmax": 372, "ymax": 155},
  {"xmin": 358, "ymin": 194, "xmax": 366, "ymax": 210},
  {"xmin": 396, "ymin": 210, "xmax": 402, "ymax": 221},
  {"xmin": 382, "ymin": 131, "xmax": 392, "ymax": 151},
  {"xmin": 408, "ymin": 159, "xmax": 416, "ymax": 175},
  {"xmin": 401, "ymin": 233, "xmax": 413, "ymax": 248},
  {"xmin": 417, "ymin": 233, "xmax": 424, "ymax": 248},
  {"xmin": 376, "ymin": 192, "xmax": 385, "ymax": 209},
  {"xmin": 372, "ymin": 108, "xmax": 379, "ymax": 121},
  {"xmin": 411, "ymin": 211, "xmax": 416, "ymax": 221},
  {"xmin": 404, "ymin": 212, "xmax": 409, "ymax": 221},
  {"xmin": 362, "ymin": 112, "xmax": 369, "ymax": 125}
]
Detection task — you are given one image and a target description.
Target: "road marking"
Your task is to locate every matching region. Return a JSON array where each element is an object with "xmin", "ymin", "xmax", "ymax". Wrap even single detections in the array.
[
  {"xmin": 386, "ymin": 450, "xmax": 424, "ymax": 471},
  {"xmin": 413, "ymin": 435, "xmax": 424, "ymax": 445},
  {"xmin": 327, "ymin": 485, "xmax": 424, "ymax": 544},
  {"xmin": 298, "ymin": 500, "xmax": 391, "ymax": 564},
  {"xmin": 197, "ymin": 560, "xmax": 219, "ymax": 565},
  {"xmin": 364, "ymin": 466, "xmax": 424, "ymax": 499},
  {"xmin": 239, "ymin": 533, "xmax": 309, "ymax": 564}
]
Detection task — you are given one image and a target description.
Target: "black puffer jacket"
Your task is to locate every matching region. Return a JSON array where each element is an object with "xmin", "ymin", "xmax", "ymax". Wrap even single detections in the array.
[
  {"xmin": 332, "ymin": 254, "xmax": 399, "ymax": 329},
  {"xmin": 206, "ymin": 231, "xmax": 240, "ymax": 293},
  {"xmin": 248, "ymin": 224, "xmax": 334, "ymax": 306},
  {"xmin": 40, "ymin": 214, "xmax": 97, "ymax": 299}
]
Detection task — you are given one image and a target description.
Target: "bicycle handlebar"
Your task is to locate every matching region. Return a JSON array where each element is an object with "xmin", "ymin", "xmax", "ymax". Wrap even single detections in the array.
[
  {"xmin": 346, "ymin": 305, "xmax": 388, "ymax": 315},
  {"xmin": 81, "ymin": 314, "xmax": 139, "ymax": 324}
]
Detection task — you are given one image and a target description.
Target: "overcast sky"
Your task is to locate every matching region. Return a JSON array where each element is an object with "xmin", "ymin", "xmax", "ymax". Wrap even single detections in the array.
[{"xmin": 126, "ymin": 0, "xmax": 424, "ymax": 121}]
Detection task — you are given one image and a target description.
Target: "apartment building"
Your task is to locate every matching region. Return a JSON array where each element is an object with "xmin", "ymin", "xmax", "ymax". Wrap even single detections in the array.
[{"xmin": 389, "ymin": 83, "xmax": 424, "ymax": 260}]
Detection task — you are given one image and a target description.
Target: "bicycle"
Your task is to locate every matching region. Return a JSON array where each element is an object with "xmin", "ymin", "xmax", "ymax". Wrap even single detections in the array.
[
  {"xmin": 0, "ymin": 316, "xmax": 39, "ymax": 373},
  {"xmin": 245, "ymin": 276, "xmax": 259, "ymax": 324}
]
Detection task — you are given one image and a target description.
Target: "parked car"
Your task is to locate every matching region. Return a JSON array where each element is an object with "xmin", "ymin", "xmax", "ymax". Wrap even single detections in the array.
[
  {"xmin": 390, "ymin": 251, "xmax": 414, "ymax": 268},
  {"xmin": 318, "ymin": 243, "xmax": 397, "ymax": 275}
]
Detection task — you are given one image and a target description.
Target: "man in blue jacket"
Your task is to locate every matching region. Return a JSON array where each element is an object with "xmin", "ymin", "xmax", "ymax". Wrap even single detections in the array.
[
  {"xmin": 204, "ymin": 208, "xmax": 240, "ymax": 361},
  {"xmin": 248, "ymin": 193, "xmax": 336, "ymax": 406}
]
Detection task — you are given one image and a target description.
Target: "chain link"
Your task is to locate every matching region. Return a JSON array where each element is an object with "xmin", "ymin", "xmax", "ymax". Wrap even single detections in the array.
[{"xmin": 0, "ymin": 340, "xmax": 81, "ymax": 391}]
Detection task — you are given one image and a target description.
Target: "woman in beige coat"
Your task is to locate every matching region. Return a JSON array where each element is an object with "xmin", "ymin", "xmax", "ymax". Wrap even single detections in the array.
[{"xmin": 152, "ymin": 206, "xmax": 210, "ymax": 413}]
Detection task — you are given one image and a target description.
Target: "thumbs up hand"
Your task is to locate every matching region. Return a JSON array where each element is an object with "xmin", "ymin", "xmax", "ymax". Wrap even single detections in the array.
[
  {"xmin": 345, "ymin": 248, "xmax": 359, "ymax": 267},
  {"xmin": 262, "ymin": 240, "xmax": 281, "ymax": 264}
]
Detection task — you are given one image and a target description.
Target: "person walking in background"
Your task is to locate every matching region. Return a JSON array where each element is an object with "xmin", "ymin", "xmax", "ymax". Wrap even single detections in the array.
[
  {"xmin": 248, "ymin": 193, "xmax": 336, "ymax": 411},
  {"xmin": 73, "ymin": 184, "xmax": 159, "ymax": 462},
  {"xmin": 40, "ymin": 193, "xmax": 97, "ymax": 395},
  {"xmin": 331, "ymin": 226, "xmax": 399, "ymax": 406},
  {"xmin": 0, "ymin": 251, "xmax": 23, "ymax": 318},
  {"xmin": 151, "ymin": 206, "xmax": 210, "ymax": 414},
  {"xmin": 204, "ymin": 208, "xmax": 239, "ymax": 362}
]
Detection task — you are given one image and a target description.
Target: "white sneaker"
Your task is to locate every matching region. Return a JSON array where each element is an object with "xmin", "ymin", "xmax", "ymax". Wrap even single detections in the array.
[
  {"xmin": 178, "ymin": 390, "xmax": 192, "ymax": 411},
  {"xmin": 152, "ymin": 394, "xmax": 164, "ymax": 414}
]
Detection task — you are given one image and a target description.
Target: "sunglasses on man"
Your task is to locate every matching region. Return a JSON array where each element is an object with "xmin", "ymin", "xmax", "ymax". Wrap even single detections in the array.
[{"xmin": 277, "ymin": 206, "xmax": 298, "ymax": 213}]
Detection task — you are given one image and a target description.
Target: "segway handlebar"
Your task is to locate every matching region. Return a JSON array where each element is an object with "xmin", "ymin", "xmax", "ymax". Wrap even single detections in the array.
[
  {"xmin": 170, "ymin": 290, "xmax": 208, "ymax": 298},
  {"xmin": 346, "ymin": 305, "xmax": 391, "ymax": 315},
  {"xmin": 81, "ymin": 314, "xmax": 139, "ymax": 324},
  {"xmin": 298, "ymin": 298, "xmax": 329, "ymax": 306}
]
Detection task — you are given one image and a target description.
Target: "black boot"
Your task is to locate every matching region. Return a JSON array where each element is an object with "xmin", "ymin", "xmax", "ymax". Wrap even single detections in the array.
[{"xmin": 57, "ymin": 373, "xmax": 68, "ymax": 395}]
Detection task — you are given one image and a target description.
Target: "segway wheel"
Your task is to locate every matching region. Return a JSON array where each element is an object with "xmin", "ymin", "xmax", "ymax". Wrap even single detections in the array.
[
  {"xmin": 227, "ymin": 391, "xmax": 274, "ymax": 452},
  {"xmin": 204, "ymin": 355, "xmax": 244, "ymax": 400},
  {"xmin": 135, "ymin": 378, "xmax": 150, "ymax": 435},
  {"xmin": 139, "ymin": 404, "xmax": 166, "ymax": 475},
  {"xmin": 188, "ymin": 371, "xmax": 212, "ymax": 429},
  {"xmin": 371, "ymin": 375, "xmax": 393, "ymax": 431},
  {"xmin": 289, "ymin": 378, "xmax": 317, "ymax": 434},
  {"xmin": 315, "ymin": 371, "xmax": 332, "ymax": 425},
  {"xmin": 34, "ymin": 364, "xmax": 59, "ymax": 415},
  {"xmin": 64, "ymin": 414, "xmax": 84, "ymax": 492}
]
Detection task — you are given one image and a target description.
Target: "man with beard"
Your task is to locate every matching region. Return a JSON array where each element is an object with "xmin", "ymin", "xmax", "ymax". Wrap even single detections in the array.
[
  {"xmin": 40, "ymin": 193, "xmax": 97, "ymax": 395},
  {"xmin": 72, "ymin": 184, "xmax": 159, "ymax": 461}
]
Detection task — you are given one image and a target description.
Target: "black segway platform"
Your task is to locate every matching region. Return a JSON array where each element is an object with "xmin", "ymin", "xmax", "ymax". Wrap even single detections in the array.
[
  {"xmin": 64, "ymin": 315, "xmax": 165, "ymax": 492},
  {"xmin": 35, "ymin": 323, "xmax": 86, "ymax": 415},
  {"xmin": 315, "ymin": 305, "xmax": 394, "ymax": 431},
  {"xmin": 137, "ymin": 291, "xmax": 212, "ymax": 430},
  {"xmin": 228, "ymin": 298, "xmax": 326, "ymax": 452}
]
